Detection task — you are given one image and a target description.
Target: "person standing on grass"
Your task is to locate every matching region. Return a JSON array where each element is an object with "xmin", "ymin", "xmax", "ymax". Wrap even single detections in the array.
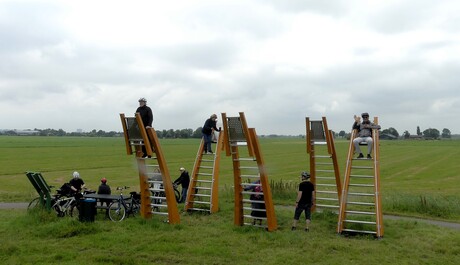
[
  {"xmin": 173, "ymin": 167, "xmax": 190, "ymax": 203},
  {"xmin": 352, "ymin": 112, "xmax": 381, "ymax": 159},
  {"xmin": 201, "ymin": 114, "xmax": 221, "ymax": 154},
  {"xmin": 292, "ymin": 171, "xmax": 315, "ymax": 232},
  {"xmin": 135, "ymin": 97, "xmax": 153, "ymax": 158},
  {"xmin": 97, "ymin": 178, "xmax": 111, "ymax": 207}
]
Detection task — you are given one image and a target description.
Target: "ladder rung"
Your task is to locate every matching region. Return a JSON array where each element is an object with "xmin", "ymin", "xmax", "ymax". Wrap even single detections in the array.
[
  {"xmin": 316, "ymin": 162, "xmax": 333, "ymax": 165},
  {"xmin": 243, "ymin": 207, "xmax": 266, "ymax": 212},
  {"xmin": 188, "ymin": 208, "xmax": 210, "ymax": 212},
  {"xmin": 234, "ymin": 158, "xmax": 256, "ymax": 161},
  {"xmin": 348, "ymin": 192, "xmax": 374, "ymax": 196},
  {"xmin": 241, "ymin": 183, "xmax": 261, "ymax": 187},
  {"xmin": 316, "ymin": 176, "xmax": 336, "ymax": 180},
  {"xmin": 150, "ymin": 196, "xmax": 166, "ymax": 200},
  {"xmin": 150, "ymin": 203, "xmax": 167, "ymax": 207},
  {"xmin": 192, "ymin": 193, "xmax": 211, "ymax": 197},
  {"xmin": 243, "ymin": 223, "xmax": 267, "ymax": 228},
  {"xmin": 242, "ymin": 199, "xmax": 265, "ymax": 204},
  {"xmin": 197, "ymin": 173, "xmax": 213, "ymax": 176},
  {"xmin": 243, "ymin": 215, "xmax": 267, "ymax": 220},
  {"xmin": 193, "ymin": 201, "xmax": 211, "ymax": 205},
  {"xmin": 199, "ymin": 166, "xmax": 213, "ymax": 169},
  {"xmin": 349, "ymin": 183, "xmax": 374, "ymax": 187},
  {"xmin": 351, "ymin": 166, "xmax": 373, "ymax": 169},
  {"xmin": 241, "ymin": 175, "xmax": 260, "ymax": 178},
  {"xmin": 316, "ymin": 190, "xmax": 337, "ymax": 194},
  {"xmin": 314, "ymin": 155, "xmax": 331, "ymax": 158},
  {"xmin": 316, "ymin": 183, "xmax": 337, "ymax": 187},
  {"xmin": 239, "ymin": 166, "xmax": 258, "ymax": 170},
  {"xmin": 350, "ymin": 175, "xmax": 374, "ymax": 178},
  {"xmin": 315, "ymin": 204, "xmax": 339, "ymax": 208},
  {"xmin": 201, "ymin": 159, "xmax": 214, "ymax": 162},
  {"xmin": 242, "ymin": 191, "xmax": 263, "ymax": 196},
  {"xmin": 149, "ymin": 188, "xmax": 165, "ymax": 192},
  {"xmin": 344, "ymin": 219, "xmax": 376, "ymax": 225},
  {"xmin": 312, "ymin": 141, "xmax": 327, "ymax": 145},
  {"xmin": 196, "ymin": 180, "xmax": 213, "ymax": 183},
  {"xmin": 317, "ymin": 197, "xmax": 339, "ymax": 201},
  {"xmin": 316, "ymin": 169, "xmax": 334, "ymax": 173},
  {"xmin": 341, "ymin": 228, "xmax": 377, "ymax": 234},
  {"xmin": 195, "ymin": 187, "xmax": 211, "ymax": 190},
  {"xmin": 151, "ymin": 211, "xmax": 169, "ymax": 216},
  {"xmin": 347, "ymin": 201, "xmax": 375, "ymax": 206},
  {"xmin": 345, "ymin": 210, "xmax": 376, "ymax": 215},
  {"xmin": 147, "ymin": 180, "xmax": 163, "ymax": 184}
]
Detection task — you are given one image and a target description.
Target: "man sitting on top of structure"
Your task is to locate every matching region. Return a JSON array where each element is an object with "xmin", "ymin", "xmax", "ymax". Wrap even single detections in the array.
[{"xmin": 352, "ymin": 112, "xmax": 381, "ymax": 159}]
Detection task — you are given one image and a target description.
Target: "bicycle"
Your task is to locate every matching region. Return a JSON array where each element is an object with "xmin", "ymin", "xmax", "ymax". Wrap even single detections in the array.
[
  {"xmin": 107, "ymin": 186, "xmax": 141, "ymax": 222},
  {"xmin": 150, "ymin": 182, "xmax": 181, "ymax": 212}
]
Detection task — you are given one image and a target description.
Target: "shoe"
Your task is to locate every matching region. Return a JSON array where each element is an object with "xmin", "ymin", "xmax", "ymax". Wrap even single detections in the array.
[
  {"xmin": 367, "ymin": 154, "xmax": 372, "ymax": 159},
  {"xmin": 357, "ymin": 153, "xmax": 364, "ymax": 159},
  {"xmin": 291, "ymin": 227, "xmax": 296, "ymax": 231},
  {"xmin": 204, "ymin": 152, "xmax": 208, "ymax": 155},
  {"xmin": 208, "ymin": 151, "xmax": 213, "ymax": 154},
  {"xmin": 305, "ymin": 228, "xmax": 310, "ymax": 232}
]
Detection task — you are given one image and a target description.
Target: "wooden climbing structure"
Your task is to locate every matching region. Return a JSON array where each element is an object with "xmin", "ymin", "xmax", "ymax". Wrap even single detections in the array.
[
  {"xmin": 337, "ymin": 117, "xmax": 383, "ymax": 238},
  {"xmin": 222, "ymin": 112, "xmax": 277, "ymax": 231},
  {"xmin": 185, "ymin": 129, "xmax": 224, "ymax": 213},
  {"xmin": 306, "ymin": 117, "xmax": 341, "ymax": 212},
  {"xmin": 120, "ymin": 113, "xmax": 180, "ymax": 224}
]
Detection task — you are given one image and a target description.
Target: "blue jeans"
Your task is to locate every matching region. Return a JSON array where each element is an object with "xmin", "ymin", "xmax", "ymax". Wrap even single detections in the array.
[
  {"xmin": 180, "ymin": 187, "xmax": 188, "ymax": 203},
  {"xmin": 203, "ymin": 134, "xmax": 212, "ymax": 152}
]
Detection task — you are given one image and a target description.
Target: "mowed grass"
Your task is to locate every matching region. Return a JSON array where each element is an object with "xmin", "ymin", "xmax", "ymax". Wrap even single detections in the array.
[{"xmin": 1, "ymin": 136, "xmax": 460, "ymax": 264}]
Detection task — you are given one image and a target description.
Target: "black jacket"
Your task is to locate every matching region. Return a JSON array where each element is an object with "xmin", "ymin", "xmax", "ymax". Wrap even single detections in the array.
[
  {"xmin": 174, "ymin": 171, "xmax": 190, "ymax": 188},
  {"xmin": 136, "ymin": 105, "xmax": 153, "ymax": 127},
  {"xmin": 202, "ymin": 118, "xmax": 219, "ymax": 135}
]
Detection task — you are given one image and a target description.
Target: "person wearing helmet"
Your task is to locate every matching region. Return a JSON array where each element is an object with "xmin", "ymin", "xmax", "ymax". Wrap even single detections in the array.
[
  {"xmin": 292, "ymin": 171, "xmax": 315, "ymax": 232},
  {"xmin": 136, "ymin": 97, "xmax": 154, "ymax": 157},
  {"xmin": 97, "ymin": 177, "xmax": 112, "ymax": 207},
  {"xmin": 69, "ymin": 171, "xmax": 85, "ymax": 193},
  {"xmin": 352, "ymin": 112, "xmax": 381, "ymax": 159},
  {"xmin": 173, "ymin": 167, "xmax": 190, "ymax": 203},
  {"xmin": 201, "ymin": 114, "xmax": 221, "ymax": 154}
]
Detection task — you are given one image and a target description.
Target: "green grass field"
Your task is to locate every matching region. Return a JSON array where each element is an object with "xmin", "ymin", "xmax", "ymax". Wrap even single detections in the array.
[{"xmin": 0, "ymin": 136, "xmax": 459, "ymax": 264}]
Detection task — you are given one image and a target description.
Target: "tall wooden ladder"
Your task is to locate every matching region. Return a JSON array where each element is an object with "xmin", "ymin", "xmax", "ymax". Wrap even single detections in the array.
[
  {"xmin": 337, "ymin": 117, "xmax": 383, "ymax": 238},
  {"xmin": 222, "ymin": 112, "xmax": 277, "ymax": 231},
  {"xmin": 120, "ymin": 113, "xmax": 180, "ymax": 224},
  {"xmin": 185, "ymin": 130, "xmax": 224, "ymax": 213},
  {"xmin": 306, "ymin": 117, "xmax": 341, "ymax": 212}
]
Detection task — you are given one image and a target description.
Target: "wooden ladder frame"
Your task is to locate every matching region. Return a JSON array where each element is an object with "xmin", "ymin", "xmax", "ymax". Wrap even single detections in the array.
[
  {"xmin": 120, "ymin": 113, "xmax": 180, "ymax": 224},
  {"xmin": 185, "ymin": 130, "xmax": 224, "ymax": 213},
  {"xmin": 306, "ymin": 117, "xmax": 342, "ymax": 212},
  {"xmin": 337, "ymin": 117, "xmax": 383, "ymax": 238},
  {"xmin": 222, "ymin": 112, "xmax": 277, "ymax": 231}
]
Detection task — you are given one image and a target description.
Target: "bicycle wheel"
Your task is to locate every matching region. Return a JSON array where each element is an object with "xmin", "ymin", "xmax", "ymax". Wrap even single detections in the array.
[
  {"xmin": 174, "ymin": 188, "xmax": 181, "ymax": 203},
  {"xmin": 27, "ymin": 197, "xmax": 41, "ymax": 212},
  {"xmin": 108, "ymin": 201, "xmax": 126, "ymax": 222}
]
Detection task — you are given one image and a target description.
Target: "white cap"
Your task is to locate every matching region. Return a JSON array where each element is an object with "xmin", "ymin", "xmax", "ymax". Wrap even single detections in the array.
[
  {"xmin": 73, "ymin": 171, "xmax": 80, "ymax": 178},
  {"xmin": 179, "ymin": 167, "xmax": 185, "ymax": 171}
]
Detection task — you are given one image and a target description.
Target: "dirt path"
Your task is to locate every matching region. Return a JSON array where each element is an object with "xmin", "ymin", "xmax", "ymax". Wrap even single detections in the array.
[{"xmin": 2, "ymin": 202, "xmax": 459, "ymax": 230}]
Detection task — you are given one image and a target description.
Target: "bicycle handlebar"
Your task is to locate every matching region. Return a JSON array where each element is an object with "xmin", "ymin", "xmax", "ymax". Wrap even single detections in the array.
[{"xmin": 116, "ymin": 186, "xmax": 130, "ymax": 191}]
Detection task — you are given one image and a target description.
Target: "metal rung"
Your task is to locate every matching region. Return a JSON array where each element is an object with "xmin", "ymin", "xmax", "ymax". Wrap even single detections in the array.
[
  {"xmin": 316, "ymin": 162, "xmax": 333, "ymax": 165},
  {"xmin": 243, "ymin": 223, "xmax": 267, "ymax": 228},
  {"xmin": 315, "ymin": 204, "xmax": 339, "ymax": 208},
  {"xmin": 349, "ymin": 183, "xmax": 374, "ymax": 187},
  {"xmin": 242, "ymin": 199, "xmax": 265, "ymax": 204},
  {"xmin": 241, "ymin": 175, "xmax": 260, "ymax": 178},
  {"xmin": 316, "ymin": 169, "xmax": 334, "ymax": 173},
  {"xmin": 239, "ymin": 166, "xmax": 258, "ymax": 170},
  {"xmin": 341, "ymin": 228, "xmax": 376, "ymax": 234},
  {"xmin": 196, "ymin": 180, "xmax": 213, "ymax": 183},
  {"xmin": 312, "ymin": 141, "xmax": 327, "ymax": 145},
  {"xmin": 243, "ymin": 215, "xmax": 267, "ymax": 220},
  {"xmin": 234, "ymin": 158, "xmax": 256, "ymax": 161},
  {"xmin": 317, "ymin": 183, "xmax": 337, "ymax": 187},
  {"xmin": 147, "ymin": 180, "xmax": 163, "ymax": 184},
  {"xmin": 316, "ymin": 176, "xmax": 336, "ymax": 180},
  {"xmin": 193, "ymin": 201, "xmax": 211, "ymax": 205},
  {"xmin": 199, "ymin": 167, "xmax": 214, "ymax": 170},
  {"xmin": 151, "ymin": 211, "xmax": 169, "ymax": 216},
  {"xmin": 150, "ymin": 196, "xmax": 166, "ymax": 200},
  {"xmin": 188, "ymin": 208, "xmax": 210, "ymax": 212},
  {"xmin": 348, "ymin": 192, "xmax": 374, "ymax": 196},
  {"xmin": 347, "ymin": 201, "xmax": 375, "ymax": 206},
  {"xmin": 195, "ymin": 187, "xmax": 211, "ymax": 190},
  {"xmin": 149, "ymin": 188, "xmax": 165, "ymax": 192},
  {"xmin": 352, "ymin": 166, "xmax": 373, "ymax": 169},
  {"xmin": 350, "ymin": 175, "xmax": 374, "ymax": 178},
  {"xmin": 317, "ymin": 197, "xmax": 339, "ymax": 201},
  {"xmin": 314, "ymin": 155, "xmax": 331, "ymax": 158},
  {"xmin": 201, "ymin": 159, "xmax": 214, "ymax": 162},
  {"xmin": 242, "ymin": 183, "xmax": 261, "ymax": 187},
  {"xmin": 193, "ymin": 194, "xmax": 211, "ymax": 197},
  {"xmin": 345, "ymin": 210, "xmax": 376, "ymax": 215},
  {"xmin": 242, "ymin": 191, "xmax": 263, "ymax": 196},
  {"xmin": 344, "ymin": 219, "xmax": 376, "ymax": 225},
  {"xmin": 150, "ymin": 203, "xmax": 167, "ymax": 208},
  {"xmin": 316, "ymin": 190, "xmax": 337, "ymax": 194},
  {"xmin": 243, "ymin": 207, "xmax": 266, "ymax": 212},
  {"xmin": 197, "ymin": 173, "xmax": 213, "ymax": 176}
]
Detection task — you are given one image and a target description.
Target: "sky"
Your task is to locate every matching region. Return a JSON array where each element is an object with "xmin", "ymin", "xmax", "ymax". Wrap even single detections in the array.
[{"xmin": 1, "ymin": 0, "xmax": 459, "ymax": 135}]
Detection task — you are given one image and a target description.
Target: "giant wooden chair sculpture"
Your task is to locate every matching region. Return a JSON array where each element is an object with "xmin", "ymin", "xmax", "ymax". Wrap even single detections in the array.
[
  {"xmin": 222, "ymin": 112, "xmax": 277, "ymax": 231},
  {"xmin": 120, "ymin": 113, "xmax": 180, "ymax": 224}
]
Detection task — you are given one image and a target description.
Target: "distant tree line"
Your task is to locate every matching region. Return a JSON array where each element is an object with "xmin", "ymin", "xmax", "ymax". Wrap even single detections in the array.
[{"xmin": 337, "ymin": 126, "xmax": 452, "ymax": 140}]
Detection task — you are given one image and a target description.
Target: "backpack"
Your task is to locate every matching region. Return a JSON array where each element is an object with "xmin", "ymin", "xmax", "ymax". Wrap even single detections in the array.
[{"xmin": 58, "ymin": 183, "xmax": 72, "ymax": 196}]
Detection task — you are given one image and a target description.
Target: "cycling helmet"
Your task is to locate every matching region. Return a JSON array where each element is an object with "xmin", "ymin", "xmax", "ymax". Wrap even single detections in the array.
[
  {"xmin": 361, "ymin": 112, "xmax": 369, "ymax": 118},
  {"xmin": 138, "ymin": 97, "xmax": 147, "ymax": 102},
  {"xmin": 101, "ymin": 178, "xmax": 107, "ymax": 183},
  {"xmin": 73, "ymin": 171, "xmax": 80, "ymax": 178},
  {"xmin": 301, "ymin": 171, "xmax": 310, "ymax": 179}
]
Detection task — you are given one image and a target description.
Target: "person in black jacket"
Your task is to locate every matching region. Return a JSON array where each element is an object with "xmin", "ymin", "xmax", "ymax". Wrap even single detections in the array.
[
  {"xmin": 173, "ymin": 167, "xmax": 190, "ymax": 203},
  {"xmin": 136, "ymin": 97, "xmax": 154, "ymax": 157},
  {"xmin": 292, "ymin": 171, "xmax": 315, "ymax": 232},
  {"xmin": 201, "ymin": 114, "xmax": 221, "ymax": 154},
  {"xmin": 97, "ymin": 178, "xmax": 111, "ymax": 207}
]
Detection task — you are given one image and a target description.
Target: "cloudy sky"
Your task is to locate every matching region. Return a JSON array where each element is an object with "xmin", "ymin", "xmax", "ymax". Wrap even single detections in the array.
[{"xmin": 1, "ymin": 0, "xmax": 459, "ymax": 135}]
